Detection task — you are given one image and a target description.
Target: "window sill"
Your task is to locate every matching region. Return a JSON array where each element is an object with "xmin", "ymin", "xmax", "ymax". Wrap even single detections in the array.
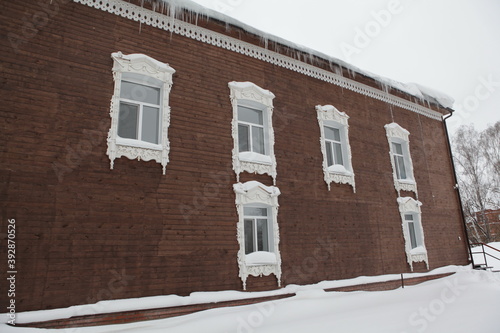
[
  {"xmin": 397, "ymin": 178, "xmax": 416, "ymax": 185},
  {"xmin": 239, "ymin": 152, "xmax": 272, "ymax": 165},
  {"xmin": 116, "ymin": 138, "xmax": 162, "ymax": 151},
  {"xmin": 410, "ymin": 246, "xmax": 427, "ymax": 255},
  {"xmin": 245, "ymin": 251, "xmax": 277, "ymax": 266},
  {"xmin": 327, "ymin": 164, "xmax": 353, "ymax": 175}
]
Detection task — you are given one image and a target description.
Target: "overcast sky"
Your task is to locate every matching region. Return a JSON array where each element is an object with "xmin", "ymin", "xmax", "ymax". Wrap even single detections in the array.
[{"xmin": 190, "ymin": 0, "xmax": 500, "ymax": 134}]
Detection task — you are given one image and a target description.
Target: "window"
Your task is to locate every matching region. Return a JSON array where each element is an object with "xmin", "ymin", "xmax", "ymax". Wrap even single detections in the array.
[
  {"xmin": 107, "ymin": 52, "xmax": 175, "ymax": 174},
  {"xmin": 316, "ymin": 105, "xmax": 355, "ymax": 192},
  {"xmin": 385, "ymin": 123, "xmax": 417, "ymax": 194},
  {"xmin": 233, "ymin": 181, "xmax": 281, "ymax": 290},
  {"xmin": 404, "ymin": 213, "xmax": 420, "ymax": 249},
  {"xmin": 244, "ymin": 206, "xmax": 271, "ymax": 254},
  {"xmin": 238, "ymin": 106, "xmax": 266, "ymax": 155},
  {"xmin": 118, "ymin": 80, "xmax": 161, "ymax": 144},
  {"xmin": 229, "ymin": 82, "xmax": 277, "ymax": 184},
  {"xmin": 324, "ymin": 126, "xmax": 344, "ymax": 167},
  {"xmin": 397, "ymin": 197, "xmax": 428, "ymax": 271},
  {"xmin": 392, "ymin": 142, "xmax": 407, "ymax": 180}
]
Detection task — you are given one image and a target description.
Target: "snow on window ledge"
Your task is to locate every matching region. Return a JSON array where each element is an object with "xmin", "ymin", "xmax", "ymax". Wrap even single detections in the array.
[
  {"xmin": 410, "ymin": 246, "xmax": 427, "ymax": 255},
  {"xmin": 116, "ymin": 138, "xmax": 162, "ymax": 151},
  {"xmin": 245, "ymin": 251, "xmax": 277, "ymax": 266},
  {"xmin": 327, "ymin": 164, "xmax": 353, "ymax": 175}
]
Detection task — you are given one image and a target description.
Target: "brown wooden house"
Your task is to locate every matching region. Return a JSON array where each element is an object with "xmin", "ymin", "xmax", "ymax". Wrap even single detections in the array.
[{"xmin": 1, "ymin": 0, "xmax": 470, "ymax": 312}]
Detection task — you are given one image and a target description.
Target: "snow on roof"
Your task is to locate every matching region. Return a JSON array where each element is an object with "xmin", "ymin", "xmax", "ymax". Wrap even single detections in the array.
[{"xmin": 152, "ymin": 0, "xmax": 454, "ymax": 109}]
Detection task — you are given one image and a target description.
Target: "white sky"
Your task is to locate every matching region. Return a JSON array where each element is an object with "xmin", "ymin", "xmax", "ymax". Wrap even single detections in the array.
[{"xmin": 190, "ymin": 0, "xmax": 500, "ymax": 134}]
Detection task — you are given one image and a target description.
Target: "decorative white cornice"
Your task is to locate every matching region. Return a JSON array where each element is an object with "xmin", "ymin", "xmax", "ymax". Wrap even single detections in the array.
[
  {"xmin": 316, "ymin": 105, "xmax": 355, "ymax": 192},
  {"xmin": 74, "ymin": 0, "xmax": 444, "ymax": 121},
  {"xmin": 112, "ymin": 51, "xmax": 175, "ymax": 82},
  {"xmin": 385, "ymin": 123, "xmax": 418, "ymax": 196},
  {"xmin": 384, "ymin": 122, "xmax": 410, "ymax": 142},
  {"xmin": 107, "ymin": 52, "xmax": 175, "ymax": 174},
  {"xmin": 233, "ymin": 181, "xmax": 282, "ymax": 289},
  {"xmin": 229, "ymin": 81, "xmax": 277, "ymax": 184},
  {"xmin": 397, "ymin": 197, "xmax": 429, "ymax": 271}
]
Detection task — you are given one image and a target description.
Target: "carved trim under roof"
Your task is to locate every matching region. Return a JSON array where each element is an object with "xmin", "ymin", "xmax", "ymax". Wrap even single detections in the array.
[{"xmin": 74, "ymin": 0, "xmax": 444, "ymax": 121}]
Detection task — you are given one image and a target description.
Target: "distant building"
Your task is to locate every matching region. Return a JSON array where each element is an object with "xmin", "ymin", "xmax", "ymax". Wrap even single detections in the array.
[
  {"xmin": 1, "ymin": 0, "xmax": 469, "ymax": 312},
  {"xmin": 473, "ymin": 209, "xmax": 500, "ymax": 241}
]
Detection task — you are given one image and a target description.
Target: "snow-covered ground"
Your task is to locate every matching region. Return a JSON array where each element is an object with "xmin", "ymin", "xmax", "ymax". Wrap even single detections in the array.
[{"xmin": 2, "ymin": 265, "xmax": 500, "ymax": 333}]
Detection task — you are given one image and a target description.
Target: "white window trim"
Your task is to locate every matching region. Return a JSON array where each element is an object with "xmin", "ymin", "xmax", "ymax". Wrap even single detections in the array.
[
  {"xmin": 229, "ymin": 82, "xmax": 277, "ymax": 185},
  {"xmin": 107, "ymin": 52, "xmax": 175, "ymax": 174},
  {"xmin": 233, "ymin": 181, "xmax": 281, "ymax": 290},
  {"xmin": 385, "ymin": 123, "xmax": 417, "ymax": 195},
  {"xmin": 397, "ymin": 197, "xmax": 428, "ymax": 271},
  {"xmin": 316, "ymin": 105, "xmax": 355, "ymax": 192}
]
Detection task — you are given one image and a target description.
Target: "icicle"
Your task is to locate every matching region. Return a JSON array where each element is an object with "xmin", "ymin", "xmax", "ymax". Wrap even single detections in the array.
[
  {"xmin": 347, "ymin": 67, "xmax": 356, "ymax": 79},
  {"xmin": 334, "ymin": 65, "xmax": 343, "ymax": 77},
  {"xmin": 328, "ymin": 61, "xmax": 336, "ymax": 73},
  {"xmin": 274, "ymin": 44, "xmax": 281, "ymax": 55},
  {"xmin": 261, "ymin": 36, "xmax": 268, "ymax": 50},
  {"xmin": 308, "ymin": 52, "xmax": 314, "ymax": 65},
  {"xmin": 379, "ymin": 84, "xmax": 395, "ymax": 122}
]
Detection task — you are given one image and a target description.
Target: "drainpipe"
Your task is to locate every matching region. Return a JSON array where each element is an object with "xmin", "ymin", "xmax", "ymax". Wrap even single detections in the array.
[{"xmin": 442, "ymin": 110, "xmax": 475, "ymax": 267}]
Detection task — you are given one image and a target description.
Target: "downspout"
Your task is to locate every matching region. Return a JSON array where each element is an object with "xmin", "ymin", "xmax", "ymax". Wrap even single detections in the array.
[{"xmin": 442, "ymin": 110, "xmax": 474, "ymax": 267}]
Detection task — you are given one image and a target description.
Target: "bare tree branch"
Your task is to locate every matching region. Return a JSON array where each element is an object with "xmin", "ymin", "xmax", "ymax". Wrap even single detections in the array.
[{"xmin": 452, "ymin": 121, "xmax": 500, "ymax": 243}]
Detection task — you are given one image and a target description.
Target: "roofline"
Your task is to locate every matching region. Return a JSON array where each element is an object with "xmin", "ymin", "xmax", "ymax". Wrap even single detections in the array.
[{"xmin": 74, "ymin": 0, "xmax": 450, "ymax": 119}]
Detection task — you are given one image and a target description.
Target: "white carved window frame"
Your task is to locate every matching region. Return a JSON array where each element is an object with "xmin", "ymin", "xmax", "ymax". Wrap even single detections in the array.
[
  {"xmin": 316, "ymin": 105, "xmax": 355, "ymax": 192},
  {"xmin": 385, "ymin": 123, "xmax": 417, "ymax": 195},
  {"xmin": 397, "ymin": 197, "xmax": 429, "ymax": 271},
  {"xmin": 233, "ymin": 181, "xmax": 282, "ymax": 290},
  {"xmin": 229, "ymin": 82, "xmax": 277, "ymax": 185},
  {"xmin": 107, "ymin": 52, "xmax": 175, "ymax": 174}
]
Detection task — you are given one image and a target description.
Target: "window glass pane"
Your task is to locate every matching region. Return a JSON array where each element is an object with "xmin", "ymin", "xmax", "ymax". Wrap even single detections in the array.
[
  {"xmin": 333, "ymin": 128, "xmax": 341, "ymax": 141},
  {"xmin": 252, "ymin": 126, "xmax": 265, "ymax": 154},
  {"xmin": 396, "ymin": 155, "xmax": 407, "ymax": 179},
  {"xmin": 118, "ymin": 102, "xmax": 139, "ymax": 139},
  {"xmin": 324, "ymin": 126, "xmax": 340, "ymax": 141},
  {"xmin": 238, "ymin": 106, "xmax": 263, "ymax": 125},
  {"xmin": 404, "ymin": 214, "xmax": 414, "ymax": 221},
  {"xmin": 244, "ymin": 207, "xmax": 267, "ymax": 216},
  {"xmin": 244, "ymin": 219, "xmax": 254, "ymax": 254},
  {"xmin": 142, "ymin": 106, "xmax": 160, "ymax": 144},
  {"xmin": 394, "ymin": 155, "xmax": 400, "ymax": 178},
  {"xmin": 121, "ymin": 81, "xmax": 160, "ymax": 105},
  {"xmin": 334, "ymin": 142, "xmax": 344, "ymax": 165},
  {"xmin": 325, "ymin": 141, "xmax": 334, "ymax": 166},
  {"xmin": 392, "ymin": 142, "xmax": 403, "ymax": 155},
  {"xmin": 238, "ymin": 124, "xmax": 250, "ymax": 152},
  {"xmin": 408, "ymin": 221, "xmax": 418, "ymax": 249},
  {"xmin": 257, "ymin": 219, "xmax": 269, "ymax": 252}
]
